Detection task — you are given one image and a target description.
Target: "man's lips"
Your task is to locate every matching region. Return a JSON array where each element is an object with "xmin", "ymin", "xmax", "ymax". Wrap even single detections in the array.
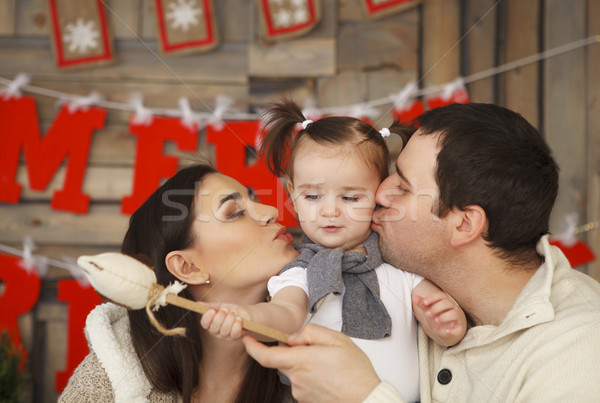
[
  {"xmin": 274, "ymin": 227, "xmax": 294, "ymax": 243},
  {"xmin": 371, "ymin": 213, "xmax": 382, "ymax": 229}
]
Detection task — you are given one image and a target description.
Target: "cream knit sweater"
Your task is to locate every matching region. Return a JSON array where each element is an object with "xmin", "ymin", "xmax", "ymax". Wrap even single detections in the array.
[
  {"xmin": 58, "ymin": 303, "xmax": 177, "ymax": 403},
  {"xmin": 365, "ymin": 235, "xmax": 600, "ymax": 402}
]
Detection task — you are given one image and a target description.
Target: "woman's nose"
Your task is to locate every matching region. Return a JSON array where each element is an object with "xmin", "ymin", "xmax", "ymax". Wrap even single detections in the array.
[{"xmin": 252, "ymin": 201, "xmax": 279, "ymax": 225}]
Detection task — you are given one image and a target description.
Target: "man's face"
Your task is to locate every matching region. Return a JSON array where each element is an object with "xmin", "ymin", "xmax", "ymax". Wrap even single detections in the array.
[{"xmin": 371, "ymin": 131, "xmax": 451, "ymax": 279}]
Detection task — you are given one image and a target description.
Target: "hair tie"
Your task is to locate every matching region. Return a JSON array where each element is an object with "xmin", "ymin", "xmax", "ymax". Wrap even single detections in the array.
[
  {"xmin": 301, "ymin": 119, "xmax": 313, "ymax": 130},
  {"xmin": 379, "ymin": 128, "xmax": 391, "ymax": 138}
]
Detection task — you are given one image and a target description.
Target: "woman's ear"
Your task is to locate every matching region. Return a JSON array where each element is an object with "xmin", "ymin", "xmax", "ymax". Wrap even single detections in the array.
[
  {"xmin": 165, "ymin": 251, "xmax": 210, "ymax": 285},
  {"xmin": 449, "ymin": 205, "xmax": 487, "ymax": 247}
]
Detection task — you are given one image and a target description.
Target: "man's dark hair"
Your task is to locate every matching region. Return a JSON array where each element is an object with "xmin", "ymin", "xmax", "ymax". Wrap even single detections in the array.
[{"xmin": 415, "ymin": 103, "xmax": 559, "ymax": 264}]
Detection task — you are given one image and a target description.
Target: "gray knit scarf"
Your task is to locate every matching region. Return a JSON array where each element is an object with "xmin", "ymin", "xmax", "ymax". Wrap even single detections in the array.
[{"xmin": 281, "ymin": 231, "xmax": 392, "ymax": 339}]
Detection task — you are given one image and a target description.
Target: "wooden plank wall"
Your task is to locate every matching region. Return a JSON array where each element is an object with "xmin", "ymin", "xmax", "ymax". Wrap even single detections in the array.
[{"xmin": 0, "ymin": 0, "xmax": 598, "ymax": 401}]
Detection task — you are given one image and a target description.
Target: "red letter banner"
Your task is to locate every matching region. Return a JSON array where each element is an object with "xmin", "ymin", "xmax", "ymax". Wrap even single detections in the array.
[
  {"xmin": 0, "ymin": 96, "xmax": 106, "ymax": 213},
  {"xmin": 121, "ymin": 116, "xmax": 198, "ymax": 214}
]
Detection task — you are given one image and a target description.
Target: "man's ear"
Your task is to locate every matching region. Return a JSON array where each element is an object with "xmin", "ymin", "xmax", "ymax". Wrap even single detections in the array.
[
  {"xmin": 449, "ymin": 205, "xmax": 487, "ymax": 247},
  {"xmin": 165, "ymin": 251, "xmax": 209, "ymax": 285}
]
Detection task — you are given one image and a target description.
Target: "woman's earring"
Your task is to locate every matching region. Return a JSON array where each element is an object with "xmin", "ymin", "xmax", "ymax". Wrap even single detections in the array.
[{"xmin": 204, "ymin": 279, "xmax": 210, "ymax": 285}]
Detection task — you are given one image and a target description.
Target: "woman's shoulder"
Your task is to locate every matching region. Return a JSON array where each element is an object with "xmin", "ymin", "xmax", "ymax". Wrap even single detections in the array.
[
  {"xmin": 58, "ymin": 351, "xmax": 115, "ymax": 402},
  {"xmin": 59, "ymin": 351, "xmax": 177, "ymax": 403}
]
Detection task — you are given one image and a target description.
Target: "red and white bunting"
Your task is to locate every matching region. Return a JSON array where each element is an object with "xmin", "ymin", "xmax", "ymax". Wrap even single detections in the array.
[
  {"xmin": 155, "ymin": 0, "xmax": 219, "ymax": 55},
  {"xmin": 48, "ymin": 0, "xmax": 114, "ymax": 69},
  {"xmin": 361, "ymin": 0, "xmax": 421, "ymax": 19},
  {"xmin": 257, "ymin": 0, "xmax": 321, "ymax": 41}
]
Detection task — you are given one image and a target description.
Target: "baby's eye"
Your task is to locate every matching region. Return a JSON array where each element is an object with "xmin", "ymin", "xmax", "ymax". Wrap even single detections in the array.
[
  {"xmin": 304, "ymin": 194, "xmax": 321, "ymax": 201},
  {"xmin": 342, "ymin": 195, "xmax": 360, "ymax": 202}
]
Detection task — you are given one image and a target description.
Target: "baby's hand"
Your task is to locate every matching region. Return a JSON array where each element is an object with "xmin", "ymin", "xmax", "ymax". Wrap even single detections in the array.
[
  {"xmin": 200, "ymin": 303, "xmax": 251, "ymax": 341},
  {"xmin": 412, "ymin": 291, "xmax": 467, "ymax": 346}
]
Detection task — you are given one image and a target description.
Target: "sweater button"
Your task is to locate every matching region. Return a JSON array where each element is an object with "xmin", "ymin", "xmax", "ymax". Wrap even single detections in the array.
[{"xmin": 437, "ymin": 369, "xmax": 452, "ymax": 385}]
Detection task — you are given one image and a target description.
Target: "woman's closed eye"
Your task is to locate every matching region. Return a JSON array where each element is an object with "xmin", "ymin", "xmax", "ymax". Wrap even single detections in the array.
[{"xmin": 227, "ymin": 207, "xmax": 246, "ymax": 219}]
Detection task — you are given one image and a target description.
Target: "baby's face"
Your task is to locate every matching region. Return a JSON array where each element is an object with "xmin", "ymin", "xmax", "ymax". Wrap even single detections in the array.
[{"xmin": 288, "ymin": 140, "xmax": 380, "ymax": 252}]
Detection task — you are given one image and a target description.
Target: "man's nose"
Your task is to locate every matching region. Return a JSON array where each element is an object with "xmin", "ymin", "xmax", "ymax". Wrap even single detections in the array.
[{"xmin": 375, "ymin": 177, "xmax": 394, "ymax": 207}]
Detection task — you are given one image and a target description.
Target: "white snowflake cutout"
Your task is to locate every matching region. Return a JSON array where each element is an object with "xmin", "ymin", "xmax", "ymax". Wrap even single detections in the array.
[
  {"xmin": 166, "ymin": 0, "xmax": 203, "ymax": 32},
  {"xmin": 62, "ymin": 18, "xmax": 100, "ymax": 54}
]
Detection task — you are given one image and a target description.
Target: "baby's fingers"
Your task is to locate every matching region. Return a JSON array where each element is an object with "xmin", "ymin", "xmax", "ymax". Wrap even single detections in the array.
[
  {"xmin": 200, "ymin": 309, "xmax": 217, "ymax": 330},
  {"xmin": 426, "ymin": 299, "xmax": 457, "ymax": 317}
]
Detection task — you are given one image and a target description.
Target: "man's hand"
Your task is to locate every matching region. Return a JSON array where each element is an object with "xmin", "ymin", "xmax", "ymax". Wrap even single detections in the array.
[{"xmin": 242, "ymin": 324, "xmax": 381, "ymax": 403}]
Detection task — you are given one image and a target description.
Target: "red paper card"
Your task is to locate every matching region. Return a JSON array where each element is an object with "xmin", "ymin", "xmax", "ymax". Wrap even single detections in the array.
[
  {"xmin": 258, "ymin": 0, "xmax": 321, "ymax": 41},
  {"xmin": 48, "ymin": 0, "xmax": 114, "ymax": 68},
  {"xmin": 155, "ymin": 0, "xmax": 219, "ymax": 55},
  {"xmin": 361, "ymin": 0, "xmax": 421, "ymax": 19}
]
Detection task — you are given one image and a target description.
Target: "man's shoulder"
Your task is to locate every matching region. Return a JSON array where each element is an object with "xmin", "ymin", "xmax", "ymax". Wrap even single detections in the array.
[{"xmin": 551, "ymin": 265, "xmax": 600, "ymax": 316}]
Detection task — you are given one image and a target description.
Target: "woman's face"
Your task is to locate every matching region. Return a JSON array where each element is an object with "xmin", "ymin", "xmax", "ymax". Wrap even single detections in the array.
[{"xmin": 187, "ymin": 173, "xmax": 298, "ymax": 303}]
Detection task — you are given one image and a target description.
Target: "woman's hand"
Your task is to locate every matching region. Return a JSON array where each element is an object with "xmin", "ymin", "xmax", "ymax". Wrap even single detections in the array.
[{"xmin": 200, "ymin": 303, "xmax": 251, "ymax": 340}]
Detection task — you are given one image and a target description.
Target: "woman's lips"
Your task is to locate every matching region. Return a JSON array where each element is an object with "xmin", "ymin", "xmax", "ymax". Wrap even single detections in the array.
[{"xmin": 274, "ymin": 227, "xmax": 294, "ymax": 243}]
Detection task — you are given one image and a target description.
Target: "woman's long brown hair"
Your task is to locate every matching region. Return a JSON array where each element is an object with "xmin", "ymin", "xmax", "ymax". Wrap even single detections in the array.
[{"xmin": 122, "ymin": 164, "xmax": 290, "ymax": 403}]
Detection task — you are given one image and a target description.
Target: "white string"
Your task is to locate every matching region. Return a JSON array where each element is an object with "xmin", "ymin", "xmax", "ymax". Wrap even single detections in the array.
[
  {"xmin": 388, "ymin": 81, "xmax": 419, "ymax": 111},
  {"xmin": 0, "ymin": 242, "xmax": 88, "ymax": 284},
  {"xmin": 441, "ymin": 77, "xmax": 467, "ymax": 101},
  {"xmin": 58, "ymin": 91, "xmax": 104, "ymax": 113},
  {"xmin": 0, "ymin": 73, "xmax": 30, "ymax": 100},
  {"xmin": 129, "ymin": 92, "xmax": 154, "ymax": 125},
  {"xmin": 207, "ymin": 95, "xmax": 234, "ymax": 130},
  {"xmin": 0, "ymin": 35, "xmax": 598, "ymax": 120},
  {"xmin": 178, "ymin": 97, "xmax": 201, "ymax": 130}
]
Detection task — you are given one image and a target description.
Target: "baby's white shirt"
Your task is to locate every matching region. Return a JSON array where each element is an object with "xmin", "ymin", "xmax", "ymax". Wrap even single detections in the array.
[{"xmin": 268, "ymin": 263, "xmax": 423, "ymax": 403}]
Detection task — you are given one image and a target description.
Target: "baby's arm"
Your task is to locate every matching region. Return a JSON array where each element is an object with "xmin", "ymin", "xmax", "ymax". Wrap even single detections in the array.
[
  {"xmin": 411, "ymin": 279, "xmax": 467, "ymax": 347},
  {"xmin": 200, "ymin": 286, "xmax": 308, "ymax": 341}
]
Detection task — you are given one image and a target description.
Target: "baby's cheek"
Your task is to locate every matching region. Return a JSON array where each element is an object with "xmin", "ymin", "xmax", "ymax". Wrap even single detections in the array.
[{"xmin": 346, "ymin": 204, "xmax": 376, "ymax": 222}]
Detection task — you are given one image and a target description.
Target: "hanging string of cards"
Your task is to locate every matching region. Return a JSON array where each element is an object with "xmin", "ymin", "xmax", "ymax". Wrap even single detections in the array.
[{"xmin": 48, "ymin": 0, "xmax": 420, "ymax": 68}]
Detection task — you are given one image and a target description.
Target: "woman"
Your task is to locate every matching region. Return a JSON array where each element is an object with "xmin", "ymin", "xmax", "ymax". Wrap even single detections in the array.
[{"xmin": 59, "ymin": 163, "xmax": 299, "ymax": 403}]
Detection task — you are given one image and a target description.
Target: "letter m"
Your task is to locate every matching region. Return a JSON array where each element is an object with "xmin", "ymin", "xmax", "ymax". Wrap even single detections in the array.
[{"xmin": 0, "ymin": 96, "xmax": 105, "ymax": 213}]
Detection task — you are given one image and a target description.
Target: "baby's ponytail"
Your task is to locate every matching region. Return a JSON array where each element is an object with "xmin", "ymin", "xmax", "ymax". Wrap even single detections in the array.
[
  {"xmin": 386, "ymin": 121, "xmax": 416, "ymax": 151},
  {"xmin": 259, "ymin": 100, "xmax": 306, "ymax": 177}
]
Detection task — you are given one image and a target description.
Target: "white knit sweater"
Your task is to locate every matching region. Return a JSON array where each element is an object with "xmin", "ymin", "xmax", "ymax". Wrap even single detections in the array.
[{"xmin": 365, "ymin": 235, "xmax": 600, "ymax": 402}]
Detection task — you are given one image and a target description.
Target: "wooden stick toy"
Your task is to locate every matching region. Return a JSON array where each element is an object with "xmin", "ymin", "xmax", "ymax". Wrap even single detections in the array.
[{"xmin": 77, "ymin": 252, "xmax": 290, "ymax": 343}]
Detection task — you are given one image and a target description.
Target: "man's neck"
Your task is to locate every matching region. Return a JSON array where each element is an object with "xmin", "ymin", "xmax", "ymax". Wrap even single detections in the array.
[{"xmin": 445, "ymin": 250, "xmax": 542, "ymax": 327}]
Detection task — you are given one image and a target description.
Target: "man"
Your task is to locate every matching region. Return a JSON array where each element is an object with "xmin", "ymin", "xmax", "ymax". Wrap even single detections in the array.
[{"xmin": 243, "ymin": 103, "xmax": 600, "ymax": 402}]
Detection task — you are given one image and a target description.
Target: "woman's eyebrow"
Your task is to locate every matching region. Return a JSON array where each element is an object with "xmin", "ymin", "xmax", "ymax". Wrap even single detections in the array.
[{"xmin": 218, "ymin": 192, "xmax": 241, "ymax": 209}]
